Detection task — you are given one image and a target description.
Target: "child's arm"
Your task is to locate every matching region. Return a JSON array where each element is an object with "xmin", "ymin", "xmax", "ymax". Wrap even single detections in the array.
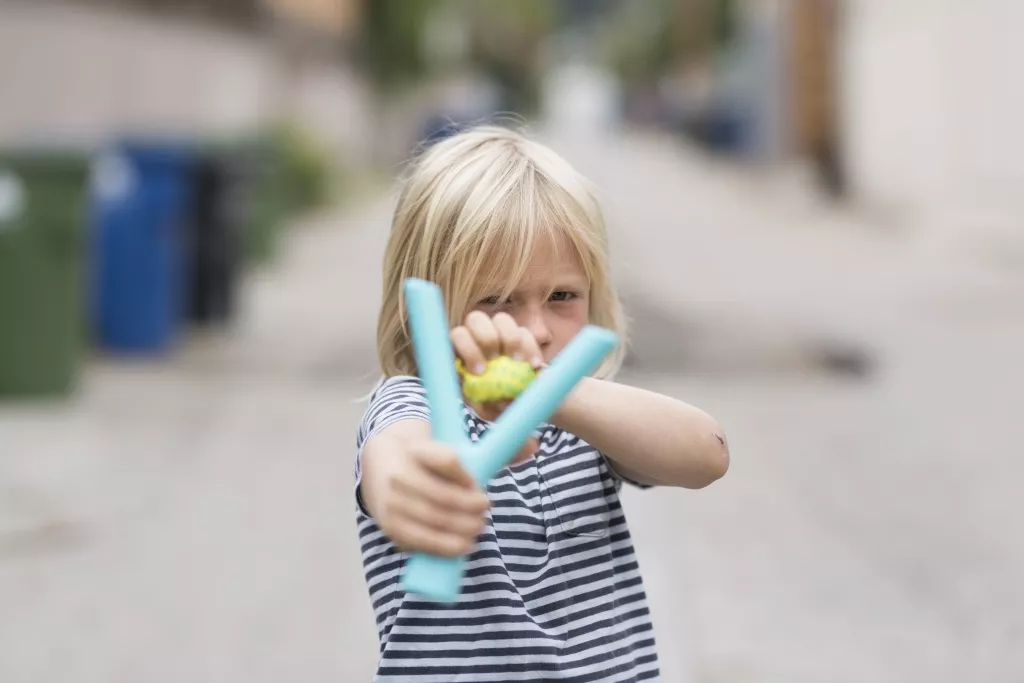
[{"xmin": 551, "ymin": 377, "xmax": 729, "ymax": 488}]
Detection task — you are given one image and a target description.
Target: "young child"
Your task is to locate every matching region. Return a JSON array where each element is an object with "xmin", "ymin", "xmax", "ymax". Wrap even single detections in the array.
[{"xmin": 355, "ymin": 126, "xmax": 729, "ymax": 682}]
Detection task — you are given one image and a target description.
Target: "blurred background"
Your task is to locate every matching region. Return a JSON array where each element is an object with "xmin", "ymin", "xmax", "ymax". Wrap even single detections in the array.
[{"xmin": 1, "ymin": 1, "xmax": 1022, "ymax": 681}]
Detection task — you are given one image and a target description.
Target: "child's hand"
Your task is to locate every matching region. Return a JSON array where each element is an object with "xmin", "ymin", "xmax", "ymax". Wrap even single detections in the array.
[
  {"xmin": 373, "ymin": 439, "xmax": 491, "ymax": 557},
  {"xmin": 451, "ymin": 311, "xmax": 545, "ymax": 374},
  {"xmin": 451, "ymin": 311, "xmax": 544, "ymax": 463}
]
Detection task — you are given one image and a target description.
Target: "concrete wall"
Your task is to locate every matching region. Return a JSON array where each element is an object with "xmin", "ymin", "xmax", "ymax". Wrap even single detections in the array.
[
  {"xmin": 0, "ymin": 2, "xmax": 372, "ymax": 163},
  {"xmin": 840, "ymin": 0, "xmax": 1024, "ymax": 242}
]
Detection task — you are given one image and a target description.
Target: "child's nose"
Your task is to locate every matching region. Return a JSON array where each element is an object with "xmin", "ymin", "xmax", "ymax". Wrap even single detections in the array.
[{"xmin": 522, "ymin": 310, "xmax": 553, "ymax": 347}]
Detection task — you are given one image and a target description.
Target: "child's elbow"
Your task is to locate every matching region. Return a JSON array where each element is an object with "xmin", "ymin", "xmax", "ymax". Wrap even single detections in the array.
[{"xmin": 691, "ymin": 423, "xmax": 730, "ymax": 488}]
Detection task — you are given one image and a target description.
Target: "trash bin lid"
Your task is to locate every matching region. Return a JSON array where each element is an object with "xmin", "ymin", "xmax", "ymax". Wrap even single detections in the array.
[
  {"xmin": 116, "ymin": 139, "xmax": 197, "ymax": 171},
  {"xmin": 0, "ymin": 144, "xmax": 96, "ymax": 182}
]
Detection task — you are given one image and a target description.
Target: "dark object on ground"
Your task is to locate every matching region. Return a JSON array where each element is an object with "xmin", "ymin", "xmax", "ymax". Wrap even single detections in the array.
[{"xmin": 810, "ymin": 341, "xmax": 874, "ymax": 378}]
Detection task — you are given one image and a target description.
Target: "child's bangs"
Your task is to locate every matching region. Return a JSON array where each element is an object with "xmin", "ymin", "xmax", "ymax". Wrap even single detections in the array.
[{"xmin": 445, "ymin": 168, "xmax": 598, "ymax": 312}]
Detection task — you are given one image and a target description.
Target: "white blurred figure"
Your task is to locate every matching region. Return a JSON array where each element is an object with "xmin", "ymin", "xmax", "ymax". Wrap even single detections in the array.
[{"xmin": 541, "ymin": 37, "xmax": 620, "ymax": 138}]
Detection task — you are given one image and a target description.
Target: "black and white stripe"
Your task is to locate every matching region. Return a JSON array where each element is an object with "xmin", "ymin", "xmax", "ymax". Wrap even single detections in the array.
[{"xmin": 355, "ymin": 376, "xmax": 660, "ymax": 682}]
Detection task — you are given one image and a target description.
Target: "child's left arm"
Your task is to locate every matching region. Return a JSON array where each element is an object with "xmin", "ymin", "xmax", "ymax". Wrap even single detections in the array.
[{"xmin": 551, "ymin": 377, "xmax": 729, "ymax": 488}]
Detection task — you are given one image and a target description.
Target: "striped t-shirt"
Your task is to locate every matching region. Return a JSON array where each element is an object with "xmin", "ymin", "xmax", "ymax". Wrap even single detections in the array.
[{"xmin": 354, "ymin": 376, "xmax": 660, "ymax": 682}]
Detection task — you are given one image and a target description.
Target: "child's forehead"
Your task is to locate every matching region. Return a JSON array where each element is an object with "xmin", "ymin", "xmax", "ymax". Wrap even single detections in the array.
[
  {"xmin": 461, "ymin": 224, "xmax": 592, "ymax": 297},
  {"xmin": 477, "ymin": 248, "xmax": 588, "ymax": 294}
]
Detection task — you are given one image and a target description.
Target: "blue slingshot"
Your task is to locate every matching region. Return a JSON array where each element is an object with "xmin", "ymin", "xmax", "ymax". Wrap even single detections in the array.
[{"xmin": 400, "ymin": 278, "xmax": 619, "ymax": 603}]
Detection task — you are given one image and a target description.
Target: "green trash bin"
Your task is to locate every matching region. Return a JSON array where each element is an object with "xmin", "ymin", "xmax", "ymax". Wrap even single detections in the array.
[{"xmin": 0, "ymin": 152, "xmax": 90, "ymax": 398}]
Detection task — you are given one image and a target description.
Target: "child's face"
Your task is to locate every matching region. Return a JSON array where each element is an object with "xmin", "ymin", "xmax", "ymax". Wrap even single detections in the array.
[{"xmin": 473, "ymin": 233, "xmax": 589, "ymax": 363}]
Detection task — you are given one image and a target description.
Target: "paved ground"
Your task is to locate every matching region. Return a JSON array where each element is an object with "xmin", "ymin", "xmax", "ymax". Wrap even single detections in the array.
[{"xmin": 2, "ymin": 128, "xmax": 1023, "ymax": 683}]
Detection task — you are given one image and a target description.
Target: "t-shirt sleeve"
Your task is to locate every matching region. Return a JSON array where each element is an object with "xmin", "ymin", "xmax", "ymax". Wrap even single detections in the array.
[
  {"xmin": 354, "ymin": 375, "xmax": 431, "ymax": 517},
  {"xmin": 602, "ymin": 454, "xmax": 656, "ymax": 490}
]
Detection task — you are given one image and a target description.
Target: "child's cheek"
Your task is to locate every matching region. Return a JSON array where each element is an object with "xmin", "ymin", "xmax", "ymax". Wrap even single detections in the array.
[
  {"xmin": 572, "ymin": 297, "xmax": 591, "ymax": 325},
  {"xmin": 559, "ymin": 300, "xmax": 590, "ymax": 333}
]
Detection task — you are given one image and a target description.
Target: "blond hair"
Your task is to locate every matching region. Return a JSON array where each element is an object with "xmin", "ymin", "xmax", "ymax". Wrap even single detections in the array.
[{"xmin": 377, "ymin": 125, "xmax": 627, "ymax": 378}]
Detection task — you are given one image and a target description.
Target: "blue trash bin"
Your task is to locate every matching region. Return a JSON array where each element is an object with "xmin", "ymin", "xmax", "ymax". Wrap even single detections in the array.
[{"xmin": 92, "ymin": 142, "xmax": 194, "ymax": 353}]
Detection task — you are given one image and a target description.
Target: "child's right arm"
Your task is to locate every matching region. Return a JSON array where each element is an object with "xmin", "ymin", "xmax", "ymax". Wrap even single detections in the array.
[{"xmin": 360, "ymin": 420, "xmax": 492, "ymax": 557}]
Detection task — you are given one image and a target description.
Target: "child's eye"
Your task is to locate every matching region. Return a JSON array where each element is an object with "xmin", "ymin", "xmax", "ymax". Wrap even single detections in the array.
[
  {"xmin": 549, "ymin": 291, "xmax": 577, "ymax": 302},
  {"xmin": 479, "ymin": 295, "xmax": 511, "ymax": 307}
]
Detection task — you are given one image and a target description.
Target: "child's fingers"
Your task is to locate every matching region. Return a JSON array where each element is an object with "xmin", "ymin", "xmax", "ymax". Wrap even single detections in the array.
[
  {"xmin": 409, "ymin": 442, "xmax": 474, "ymax": 487},
  {"xmin": 518, "ymin": 329, "xmax": 545, "ymax": 369},
  {"xmin": 410, "ymin": 446, "xmax": 490, "ymax": 503},
  {"xmin": 492, "ymin": 313, "xmax": 543, "ymax": 368},
  {"xmin": 394, "ymin": 463, "xmax": 490, "ymax": 514},
  {"xmin": 389, "ymin": 519, "xmax": 478, "ymax": 557},
  {"xmin": 491, "ymin": 313, "xmax": 522, "ymax": 357},
  {"xmin": 450, "ymin": 326, "xmax": 486, "ymax": 375},
  {"xmin": 465, "ymin": 311, "xmax": 501, "ymax": 359},
  {"xmin": 389, "ymin": 491, "xmax": 487, "ymax": 538}
]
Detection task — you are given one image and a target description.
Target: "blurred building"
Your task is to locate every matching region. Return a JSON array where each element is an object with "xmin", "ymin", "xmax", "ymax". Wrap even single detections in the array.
[
  {"xmin": 267, "ymin": 0, "xmax": 359, "ymax": 36},
  {"xmin": 0, "ymin": 0, "xmax": 371, "ymax": 162},
  {"xmin": 687, "ymin": 0, "xmax": 1022, "ymax": 248},
  {"xmin": 841, "ymin": 0, "xmax": 1023, "ymax": 245}
]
